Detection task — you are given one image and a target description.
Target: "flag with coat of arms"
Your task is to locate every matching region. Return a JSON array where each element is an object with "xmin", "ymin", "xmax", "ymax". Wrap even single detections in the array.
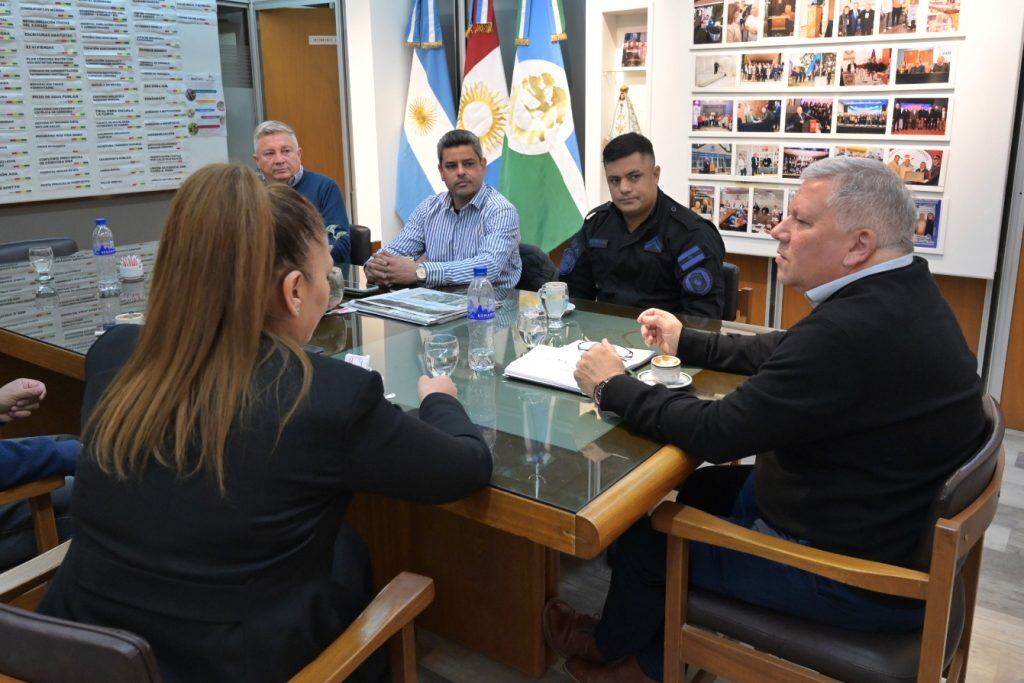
[
  {"xmin": 396, "ymin": 0, "xmax": 457, "ymax": 222},
  {"xmin": 459, "ymin": 0, "xmax": 510, "ymax": 188},
  {"xmin": 499, "ymin": 0, "xmax": 587, "ymax": 252}
]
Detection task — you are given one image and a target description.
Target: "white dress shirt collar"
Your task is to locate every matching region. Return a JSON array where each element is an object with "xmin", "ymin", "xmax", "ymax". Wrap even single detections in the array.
[{"xmin": 805, "ymin": 253, "xmax": 914, "ymax": 306}]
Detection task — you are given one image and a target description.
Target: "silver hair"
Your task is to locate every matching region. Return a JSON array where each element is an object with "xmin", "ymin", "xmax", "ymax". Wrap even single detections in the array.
[
  {"xmin": 253, "ymin": 120, "xmax": 298, "ymax": 152},
  {"xmin": 800, "ymin": 156, "xmax": 916, "ymax": 253}
]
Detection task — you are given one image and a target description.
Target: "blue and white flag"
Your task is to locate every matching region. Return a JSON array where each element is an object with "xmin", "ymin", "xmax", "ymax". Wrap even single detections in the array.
[{"xmin": 396, "ymin": 0, "xmax": 456, "ymax": 222}]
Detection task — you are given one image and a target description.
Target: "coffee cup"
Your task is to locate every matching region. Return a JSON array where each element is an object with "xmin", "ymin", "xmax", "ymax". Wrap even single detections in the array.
[{"xmin": 650, "ymin": 355, "xmax": 681, "ymax": 384}]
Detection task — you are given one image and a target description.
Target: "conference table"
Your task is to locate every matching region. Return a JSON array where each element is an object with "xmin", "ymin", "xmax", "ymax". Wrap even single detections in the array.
[{"xmin": 0, "ymin": 242, "xmax": 751, "ymax": 676}]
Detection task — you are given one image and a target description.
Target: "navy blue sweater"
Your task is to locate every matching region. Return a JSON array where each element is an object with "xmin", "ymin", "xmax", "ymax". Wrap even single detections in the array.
[
  {"xmin": 293, "ymin": 169, "xmax": 351, "ymax": 264},
  {"xmin": 0, "ymin": 437, "xmax": 79, "ymax": 488}
]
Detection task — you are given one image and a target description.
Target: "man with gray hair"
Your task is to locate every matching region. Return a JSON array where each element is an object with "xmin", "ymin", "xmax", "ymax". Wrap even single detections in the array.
[
  {"xmin": 364, "ymin": 129, "xmax": 520, "ymax": 289},
  {"xmin": 253, "ymin": 120, "xmax": 351, "ymax": 263},
  {"xmin": 548, "ymin": 157, "xmax": 985, "ymax": 682}
]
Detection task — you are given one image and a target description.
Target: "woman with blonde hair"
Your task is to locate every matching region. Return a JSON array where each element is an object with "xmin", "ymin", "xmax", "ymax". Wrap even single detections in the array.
[{"xmin": 39, "ymin": 164, "xmax": 492, "ymax": 683}]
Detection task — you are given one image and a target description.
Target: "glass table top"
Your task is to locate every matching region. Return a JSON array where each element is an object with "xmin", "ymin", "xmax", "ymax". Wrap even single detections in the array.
[{"xmin": 0, "ymin": 246, "xmax": 743, "ymax": 515}]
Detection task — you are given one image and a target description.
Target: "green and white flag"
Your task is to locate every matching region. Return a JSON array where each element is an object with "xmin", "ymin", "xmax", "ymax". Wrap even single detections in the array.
[{"xmin": 499, "ymin": 0, "xmax": 587, "ymax": 252}]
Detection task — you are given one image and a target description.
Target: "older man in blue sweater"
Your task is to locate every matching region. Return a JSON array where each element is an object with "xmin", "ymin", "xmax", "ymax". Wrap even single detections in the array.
[{"xmin": 253, "ymin": 120, "xmax": 352, "ymax": 264}]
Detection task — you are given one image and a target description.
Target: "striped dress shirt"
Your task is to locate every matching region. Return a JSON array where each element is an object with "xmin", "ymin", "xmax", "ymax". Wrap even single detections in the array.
[{"xmin": 378, "ymin": 184, "xmax": 522, "ymax": 288}]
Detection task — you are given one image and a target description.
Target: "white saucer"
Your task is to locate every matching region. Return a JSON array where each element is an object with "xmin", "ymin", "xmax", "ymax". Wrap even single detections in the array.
[{"xmin": 637, "ymin": 369, "xmax": 693, "ymax": 389}]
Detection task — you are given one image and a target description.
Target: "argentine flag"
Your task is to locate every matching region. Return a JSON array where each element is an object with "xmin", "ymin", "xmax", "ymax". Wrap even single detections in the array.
[
  {"xmin": 396, "ymin": 0, "xmax": 456, "ymax": 222},
  {"xmin": 460, "ymin": 0, "xmax": 510, "ymax": 187},
  {"xmin": 499, "ymin": 0, "xmax": 587, "ymax": 252}
]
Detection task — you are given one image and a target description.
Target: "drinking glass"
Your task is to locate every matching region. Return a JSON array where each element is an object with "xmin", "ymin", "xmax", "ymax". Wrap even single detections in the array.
[
  {"xmin": 28, "ymin": 246, "xmax": 54, "ymax": 283},
  {"xmin": 539, "ymin": 281, "xmax": 568, "ymax": 329},
  {"xmin": 424, "ymin": 333, "xmax": 459, "ymax": 377},
  {"xmin": 517, "ymin": 307, "xmax": 548, "ymax": 349}
]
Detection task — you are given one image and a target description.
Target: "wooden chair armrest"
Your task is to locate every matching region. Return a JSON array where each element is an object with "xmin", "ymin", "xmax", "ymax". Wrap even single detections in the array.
[
  {"xmin": 651, "ymin": 502, "xmax": 929, "ymax": 600},
  {"xmin": 289, "ymin": 572, "xmax": 434, "ymax": 683},
  {"xmin": 0, "ymin": 476, "xmax": 65, "ymax": 506},
  {"xmin": 0, "ymin": 539, "xmax": 70, "ymax": 603}
]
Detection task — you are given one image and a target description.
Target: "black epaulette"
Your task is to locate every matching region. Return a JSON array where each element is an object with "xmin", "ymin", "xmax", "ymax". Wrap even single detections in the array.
[
  {"xmin": 664, "ymin": 199, "xmax": 708, "ymax": 233},
  {"xmin": 584, "ymin": 202, "xmax": 613, "ymax": 223}
]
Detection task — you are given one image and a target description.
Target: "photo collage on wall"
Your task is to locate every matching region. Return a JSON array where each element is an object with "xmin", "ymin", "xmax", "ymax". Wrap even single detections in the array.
[{"xmin": 689, "ymin": 0, "xmax": 960, "ymax": 253}]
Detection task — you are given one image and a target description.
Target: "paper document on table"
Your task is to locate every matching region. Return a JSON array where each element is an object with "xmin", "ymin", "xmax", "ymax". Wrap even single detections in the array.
[
  {"xmin": 503, "ymin": 344, "xmax": 655, "ymax": 395},
  {"xmin": 348, "ymin": 288, "xmax": 468, "ymax": 326}
]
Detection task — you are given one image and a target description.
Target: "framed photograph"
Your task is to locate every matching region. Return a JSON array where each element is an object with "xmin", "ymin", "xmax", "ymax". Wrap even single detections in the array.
[
  {"xmin": 621, "ymin": 32, "xmax": 648, "ymax": 68},
  {"xmin": 782, "ymin": 146, "xmax": 830, "ymax": 178},
  {"xmin": 787, "ymin": 51, "xmax": 837, "ymax": 87},
  {"xmin": 751, "ymin": 188, "xmax": 785, "ymax": 235},
  {"xmin": 912, "ymin": 196, "xmax": 942, "ymax": 251},
  {"xmin": 689, "ymin": 185, "xmax": 716, "ymax": 220},
  {"xmin": 740, "ymin": 53, "xmax": 786, "ymax": 86},
  {"xmin": 696, "ymin": 54, "xmax": 738, "ymax": 88},
  {"xmin": 836, "ymin": 97, "xmax": 889, "ymax": 135},
  {"xmin": 736, "ymin": 99, "xmax": 782, "ymax": 133},
  {"xmin": 880, "ymin": 0, "xmax": 919, "ymax": 34},
  {"xmin": 785, "ymin": 97, "xmax": 833, "ymax": 134},
  {"xmin": 692, "ymin": 143, "xmax": 733, "ymax": 175},
  {"xmin": 692, "ymin": 99, "xmax": 735, "ymax": 133},
  {"xmin": 718, "ymin": 186, "xmax": 751, "ymax": 233},
  {"xmin": 836, "ymin": 1, "xmax": 878, "ymax": 37},
  {"xmin": 764, "ymin": 0, "xmax": 797, "ymax": 37},
  {"xmin": 840, "ymin": 48, "xmax": 891, "ymax": 87},
  {"xmin": 726, "ymin": 1, "xmax": 764, "ymax": 43},
  {"xmin": 892, "ymin": 97, "xmax": 949, "ymax": 136},
  {"xmin": 736, "ymin": 144, "xmax": 780, "ymax": 177},
  {"xmin": 695, "ymin": 1, "xmax": 726, "ymax": 45},
  {"xmin": 927, "ymin": 0, "xmax": 960, "ymax": 33},
  {"xmin": 885, "ymin": 148, "xmax": 944, "ymax": 187},
  {"xmin": 835, "ymin": 144, "xmax": 885, "ymax": 161},
  {"xmin": 798, "ymin": 0, "xmax": 836, "ymax": 38},
  {"xmin": 894, "ymin": 45, "xmax": 953, "ymax": 85}
]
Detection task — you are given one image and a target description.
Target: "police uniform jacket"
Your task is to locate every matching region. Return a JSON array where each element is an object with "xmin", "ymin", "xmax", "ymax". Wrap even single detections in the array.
[{"xmin": 560, "ymin": 190, "xmax": 726, "ymax": 317}]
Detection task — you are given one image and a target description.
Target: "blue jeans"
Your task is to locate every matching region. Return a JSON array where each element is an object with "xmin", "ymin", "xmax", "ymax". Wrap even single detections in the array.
[{"xmin": 594, "ymin": 466, "xmax": 925, "ymax": 681}]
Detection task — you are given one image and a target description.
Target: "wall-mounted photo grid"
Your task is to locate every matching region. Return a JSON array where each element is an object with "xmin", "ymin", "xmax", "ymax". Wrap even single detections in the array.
[{"xmin": 689, "ymin": 0, "xmax": 960, "ymax": 254}]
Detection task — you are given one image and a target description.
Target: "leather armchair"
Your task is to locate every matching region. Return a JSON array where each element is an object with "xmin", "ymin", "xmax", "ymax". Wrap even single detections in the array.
[
  {"xmin": 0, "ymin": 541, "xmax": 435, "ymax": 683},
  {"xmin": 653, "ymin": 394, "xmax": 1005, "ymax": 683}
]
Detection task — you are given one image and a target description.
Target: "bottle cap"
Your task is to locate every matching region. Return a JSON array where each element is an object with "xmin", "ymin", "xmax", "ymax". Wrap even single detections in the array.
[
  {"xmin": 473, "ymin": 266, "xmax": 487, "ymax": 276},
  {"xmin": 96, "ymin": 218, "xmax": 107, "ymax": 226}
]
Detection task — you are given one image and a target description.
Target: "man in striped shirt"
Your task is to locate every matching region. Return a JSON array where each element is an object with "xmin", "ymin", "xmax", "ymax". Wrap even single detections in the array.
[{"xmin": 364, "ymin": 130, "xmax": 522, "ymax": 289}]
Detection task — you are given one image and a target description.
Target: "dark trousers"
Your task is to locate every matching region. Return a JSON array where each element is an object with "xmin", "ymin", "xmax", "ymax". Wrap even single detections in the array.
[{"xmin": 593, "ymin": 466, "xmax": 925, "ymax": 681}]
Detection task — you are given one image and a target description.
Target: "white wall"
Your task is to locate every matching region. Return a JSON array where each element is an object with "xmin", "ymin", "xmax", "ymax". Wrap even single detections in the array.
[{"xmin": 344, "ymin": 0, "xmax": 413, "ymax": 244}]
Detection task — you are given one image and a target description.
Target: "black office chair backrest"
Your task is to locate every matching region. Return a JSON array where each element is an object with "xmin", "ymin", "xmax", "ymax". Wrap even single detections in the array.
[
  {"xmin": 0, "ymin": 238, "xmax": 79, "ymax": 264},
  {"xmin": 0, "ymin": 603, "xmax": 161, "ymax": 683},
  {"xmin": 912, "ymin": 394, "xmax": 1004, "ymax": 570},
  {"xmin": 721, "ymin": 262, "xmax": 740, "ymax": 322},
  {"xmin": 516, "ymin": 242, "xmax": 558, "ymax": 291},
  {"xmin": 349, "ymin": 225, "xmax": 372, "ymax": 266}
]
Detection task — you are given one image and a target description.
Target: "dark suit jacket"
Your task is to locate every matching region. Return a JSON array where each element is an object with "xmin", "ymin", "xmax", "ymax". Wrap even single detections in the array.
[{"xmin": 40, "ymin": 325, "xmax": 492, "ymax": 683}]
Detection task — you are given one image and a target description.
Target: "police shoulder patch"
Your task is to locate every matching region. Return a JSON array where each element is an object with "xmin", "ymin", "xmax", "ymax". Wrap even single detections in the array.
[
  {"xmin": 643, "ymin": 236, "xmax": 663, "ymax": 253},
  {"xmin": 559, "ymin": 243, "xmax": 580, "ymax": 275},
  {"xmin": 683, "ymin": 267, "xmax": 713, "ymax": 296}
]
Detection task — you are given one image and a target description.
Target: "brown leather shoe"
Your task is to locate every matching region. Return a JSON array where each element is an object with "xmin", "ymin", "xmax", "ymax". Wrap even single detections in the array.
[
  {"xmin": 563, "ymin": 655, "xmax": 658, "ymax": 683},
  {"xmin": 542, "ymin": 598, "xmax": 606, "ymax": 663}
]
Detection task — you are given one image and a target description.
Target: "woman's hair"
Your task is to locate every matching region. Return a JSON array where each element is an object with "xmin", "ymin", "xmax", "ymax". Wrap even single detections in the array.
[{"xmin": 88, "ymin": 163, "xmax": 324, "ymax": 492}]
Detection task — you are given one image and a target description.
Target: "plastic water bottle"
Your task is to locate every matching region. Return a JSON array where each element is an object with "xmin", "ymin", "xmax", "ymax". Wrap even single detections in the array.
[
  {"xmin": 93, "ymin": 218, "xmax": 120, "ymax": 295},
  {"xmin": 467, "ymin": 266, "xmax": 496, "ymax": 372}
]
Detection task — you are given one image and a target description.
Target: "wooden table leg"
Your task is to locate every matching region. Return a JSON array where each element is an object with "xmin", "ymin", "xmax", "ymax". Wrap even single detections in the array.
[{"xmin": 348, "ymin": 495, "xmax": 554, "ymax": 677}]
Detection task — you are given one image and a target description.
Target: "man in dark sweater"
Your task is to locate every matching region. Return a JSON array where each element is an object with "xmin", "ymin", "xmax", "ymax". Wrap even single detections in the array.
[
  {"xmin": 548, "ymin": 157, "xmax": 985, "ymax": 682},
  {"xmin": 253, "ymin": 120, "xmax": 351, "ymax": 263}
]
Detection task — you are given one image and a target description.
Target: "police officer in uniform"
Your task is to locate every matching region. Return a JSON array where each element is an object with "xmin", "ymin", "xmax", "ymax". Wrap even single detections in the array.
[{"xmin": 560, "ymin": 133, "xmax": 726, "ymax": 318}]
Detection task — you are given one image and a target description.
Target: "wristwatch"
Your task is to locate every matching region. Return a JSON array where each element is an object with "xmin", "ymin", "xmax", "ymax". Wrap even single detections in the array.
[
  {"xmin": 415, "ymin": 263, "xmax": 427, "ymax": 283},
  {"xmin": 592, "ymin": 379, "xmax": 610, "ymax": 408}
]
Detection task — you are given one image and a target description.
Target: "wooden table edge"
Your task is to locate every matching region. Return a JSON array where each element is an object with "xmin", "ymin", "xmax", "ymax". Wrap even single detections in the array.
[{"xmin": 0, "ymin": 328, "xmax": 86, "ymax": 380}]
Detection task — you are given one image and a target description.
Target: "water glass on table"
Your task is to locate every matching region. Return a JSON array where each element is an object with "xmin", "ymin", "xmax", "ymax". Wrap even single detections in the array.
[
  {"xmin": 539, "ymin": 281, "xmax": 568, "ymax": 329},
  {"xmin": 28, "ymin": 246, "xmax": 54, "ymax": 283},
  {"xmin": 517, "ymin": 307, "xmax": 548, "ymax": 349},
  {"xmin": 424, "ymin": 333, "xmax": 459, "ymax": 377}
]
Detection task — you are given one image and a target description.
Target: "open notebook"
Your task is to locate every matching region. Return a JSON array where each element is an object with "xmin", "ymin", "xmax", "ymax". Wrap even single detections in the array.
[{"xmin": 504, "ymin": 343, "xmax": 655, "ymax": 395}]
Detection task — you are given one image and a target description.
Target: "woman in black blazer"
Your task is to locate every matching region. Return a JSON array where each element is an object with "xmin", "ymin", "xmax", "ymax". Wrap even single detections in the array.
[{"xmin": 39, "ymin": 164, "xmax": 492, "ymax": 682}]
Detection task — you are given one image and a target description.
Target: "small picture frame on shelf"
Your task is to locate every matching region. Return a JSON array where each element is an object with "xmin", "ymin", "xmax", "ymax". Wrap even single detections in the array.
[
  {"xmin": 787, "ymin": 51, "xmax": 837, "ymax": 87},
  {"xmin": 836, "ymin": 97, "xmax": 890, "ymax": 135},
  {"xmin": 696, "ymin": 54, "xmax": 738, "ymax": 88},
  {"xmin": 751, "ymin": 187, "xmax": 785, "ymax": 235},
  {"xmin": 894, "ymin": 45, "xmax": 953, "ymax": 86},
  {"xmin": 784, "ymin": 97, "xmax": 833, "ymax": 134},
  {"xmin": 692, "ymin": 143, "xmax": 734, "ymax": 176},
  {"xmin": 736, "ymin": 98, "xmax": 782, "ymax": 133},
  {"xmin": 836, "ymin": 0, "xmax": 878, "ymax": 38},
  {"xmin": 689, "ymin": 185, "xmax": 717, "ymax": 220},
  {"xmin": 782, "ymin": 145, "xmax": 830, "ymax": 178},
  {"xmin": 695, "ymin": 0, "xmax": 726, "ymax": 45},
  {"xmin": 891, "ymin": 97, "xmax": 949, "ymax": 136},
  {"xmin": 621, "ymin": 31, "xmax": 648, "ymax": 68},
  {"xmin": 718, "ymin": 186, "xmax": 751, "ymax": 233},
  {"xmin": 885, "ymin": 147, "xmax": 944, "ymax": 188},
  {"xmin": 911, "ymin": 196, "xmax": 942, "ymax": 251},
  {"xmin": 839, "ymin": 48, "xmax": 891, "ymax": 88}
]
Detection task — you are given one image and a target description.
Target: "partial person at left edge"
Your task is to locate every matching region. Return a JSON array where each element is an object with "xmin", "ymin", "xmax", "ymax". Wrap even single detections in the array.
[{"xmin": 253, "ymin": 119, "xmax": 352, "ymax": 264}]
